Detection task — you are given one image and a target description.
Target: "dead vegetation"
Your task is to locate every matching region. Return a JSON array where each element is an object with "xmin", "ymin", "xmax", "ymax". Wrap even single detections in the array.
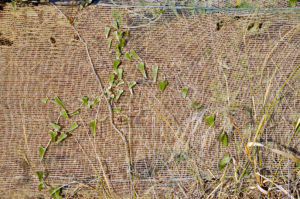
[{"xmin": 0, "ymin": 2, "xmax": 299, "ymax": 199}]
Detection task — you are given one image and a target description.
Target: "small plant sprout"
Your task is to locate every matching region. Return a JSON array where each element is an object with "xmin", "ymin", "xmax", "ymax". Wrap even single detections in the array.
[
  {"xmin": 130, "ymin": 49, "xmax": 141, "ymax": 61},
  {"xmin": 205, "ymin": 115, "xmax": 215, "ymax": 127},
  {"xmin": 68, "ymin": 122, "xmax": 78, "ymax": 133},
  {"xmin": 50, "ymin": 122, "xmax": 61, "ymax": 132},
  {"xmin": 113, "ymin": 31, "xmax": 120, "ymax": 42},
  {"xmin": 49, "ymin": 130, "xmax": 58, "ymax": 143},
  {"xmin": 120, "ymin": 38, "xmax": 125, "ymax": 48},
  {"xmin": 11, "ymin": 1, "xmax": 16, "ymax": 10},
  {"xmin": 117, "ymin": 68, "xmax": 123, "ymax": 79},
  {"xmin": 218, "ymin": 154, "xmax": 231, "ymax": 170},
  {"xmin": 60, "ymin": 110, "xmax": 69, "ymax": 119},
  {"xmin": 36, "ymin": 171, "xmax": 45, "ymax": 191},
  {"xmin": 81, "ymin": 96, "xmax": 89, "ymax": 108},
  {"xmin": 113, "ymin": 59, "xmax": 121, "ymax": 71},
  {"xmin": 288, "ymin": 0, "xmax": 297, "ymax": 7},
  {"xmin": 112, "ymin": 21, "xmax": 119, "ymax": 29},
  {"xmin": 56, "ymin": 133, "xmax": 67, "ymax": 144},
  {"xmin": 192, "ymin": 101, "xmax": 202, "ymax": 110},
  {"xmin": 42, "ymin": 97, "xmax": 48, "ymax": 103},
  {"xmin": 99, "ymin": 116, "xmax": 107, "ymax": 121},
  {"xmin": 109, "ymin": 74, "xmax": 115, "ymax": 87},
  {"xmin": 115, "ymin": 89, "xmax": 124, "ymax": 102},
  {"xmin": 158, "ymin": 80, "xmax": 168, "ymax": 92},
  {"xmin": 39, "ymin": 146, "xmax": 46, "ymax": 161},
  {"xmin": 125, "ymin": 52, "xmax": 132, "ymax": 61},
  {"xmin": 128, "ymin": 81, "xmax": 136, "ymax": 95},
  {"xmin": 49, "ymin": 186, "xmax": 63, "ymax": 199},
  {"xmin": 219, "ymin": 132, "xmax": 228, "ymax": 146},
  {"xmin": 113, "ymin": 107, "xmax": 121, "ymax": 113},
  {"xmin": 137, "ymin": 62, "xmax": 147, "ymax": 79},
  {"xmin": 54, "ymin": 96, "xmax": 66, "ymax": 109},
  {"xmin": 181, "ymin": 87, "xmax": 188, "ymax": 98},
  {"xmin": 116, "ymin": 80, "xmax": 124, "ymax": 87},
  {"xmin": 69, "ymin": 109, "xmax": 79, "ymax": 116},
  {"xmin": 105, "ymin": 27, "xmax": 110, "ymax": 38},
  {"xmin": 90, "ymin": 120, "xmax": 96, "ymax": 137},
  {"xmin": 109, "ymin": 94, "xmax": 115, "ymax": 105},
  {"xmin": 152, "ymin": 65, "xmax": 158, "ymax": 82},
  {"xmin": 116, "ymin": 48, "xmax": 122, "ymax": 59}
]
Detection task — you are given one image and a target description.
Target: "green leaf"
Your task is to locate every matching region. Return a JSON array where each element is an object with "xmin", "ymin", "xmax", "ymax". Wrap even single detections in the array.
[
  {"xmin": 288, "ymin": 0, "xmax": 297, "ymax": 7},
  {"xmin": 182, "ymin": 87, "xmax": 188, "ymax": 98},
  {"xmin": 42, "ymin": 97, "xmax": 48, "ymax": 103},
  {"xmin": 113, "ymin": 31, "xmax": 120, "ymax": 42},
  {"xmin": 219, "ymin": 132, "xmax": 228, "ymax": 147},
  {"xmin": 49, "ymin": 130, "xmax": 58, "ymax": 143},
  {"xmin": 93, "ymin": 97, "xmax": 100, "ymax": 106},
  {"xmin": 122, "ymin": 115, "xmax": 128, "ymax": 120},
  {"xmin": 56, "ymin": 133, "xmax": 67, "ymax": 144},
  {"xmin": 137, "ymin": 62, "xmax": 147, "ymax": 79},
  {"xmin": 152, "ymin": 66, "xmax": 158, "ymax": 82},
  {"xmin": 130, "ymin": 49, "xmax": 141, "ymax": 61},
  {"xmin": 54, "ymin": 96, "xmax": 66, "ymax": 109},
  {"xmin": 236, "ymin": 0, "xmax": 250, "ymax": 8},
  {"xmin": 112, "ymin": 21, "xmax": 119, "ymax": 29},
  {"xmin": 125, "ymin": 30, "xmax": 130, "ymax": 37},
  {"xmin": 115, "ymin": 89, "xmax": 123, "ymax": 102},
  {"xmin": 125, "ymin": 52, "xmax": 132, "ymax": 61},
  {"xmin": 60, "ymin": 109, "xmax": 69, "ymax": 119},
  {"xmin": 81, "ymin": 96, "xmax": 89, "ymax": 108},
  {"xmin": 39, "ymin": 146, "xmax": 46, "ymax": 161},
  {"xmin": 50, "ymin": 123, "xmax": 61, "ymax": 132},
  {"xmin": 120, "ymin": 38, "xmax": 125, "ymax": 48},
  {"xmin": 218, "ymin": 154, "xmax": 231, "ymax": 170},
  {"xmin": 49, "ymin": 186, "xmax": 62, "ymax": 199},
  {"xmin": 116, "ymin": 80, "xmax": 124, "ymax": 87},
  {"xmin": 69, "ymin": 109, "xmax": 79, "ymax": 116},
  {"xmin": 113, "ymin": 107, "xmax": 121, "ymax": 113},
  {"xmin": 99, "ymin": 116, "xmax": 107, "ymax": 121},
  {"xmin": 90, "ymin": 120, "xmax": 96, "ymax": 137},
  {"xmin": 128, "ymin": 81, "xmax": 136, "ymax": 95},
  {"xmin": 38, "ymin": 182, "xmax": 44, "ymax": 191},
  {"xmin": 117, "ymin": 68, "xmax": 123, "ymax": 79},
  {"xmin": 107, "ymin": 38, "xmax": 112, "ymax": 49},
  {"xmin": 36, "ymin": 171, "xmax": 43, "ymax": 182},
  {"xmin": 11, "ymin": 1, "xmax": 16, "ymax": 10},
  {"xmin": 158, "ymin": 80, "xmax": 168, "ymax": 92},
  {"xmin": 205, "ymin": 115, "xmax": 215, "ymax": 127},
  {"xmin": 192, "ymin": 102, "xmax": 202, "ymax": 110},
  {"xmin": 296, "ymin": 161, "xmax": 300, "ymax": 168},
  {"xmin": 68, "ymin": 122, "xmax": 78, "ymax": 133},
  {"xmin": 109, "ymin": 74, "xmax": 115, "ymax": 87},
  {"xmin": 113, "ymin": 59, "xmax": 121, "ymax": 71},
  {"xmin": 116, "ymin": 51, "xmax": 121, "ymax": 59},
  {"xmin": 105, "ymin": 27, "xmax": 110, "ymax": 38}
]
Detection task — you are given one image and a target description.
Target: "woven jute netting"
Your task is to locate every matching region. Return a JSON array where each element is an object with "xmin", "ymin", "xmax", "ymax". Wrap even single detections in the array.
[{"xmin": 0, "ymin": 1, "xmax": 299, "ymax": 198}]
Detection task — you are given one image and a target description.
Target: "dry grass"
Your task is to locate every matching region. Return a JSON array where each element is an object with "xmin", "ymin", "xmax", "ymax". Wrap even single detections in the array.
[{"xmin": 0, "ymin": 2, "xmax": 299, "ymax": 199}]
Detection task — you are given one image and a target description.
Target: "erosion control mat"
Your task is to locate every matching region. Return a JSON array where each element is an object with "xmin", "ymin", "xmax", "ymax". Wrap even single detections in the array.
[{"xmin": 0, "ymin": 2, "xmax": 299, "ymax": 199}]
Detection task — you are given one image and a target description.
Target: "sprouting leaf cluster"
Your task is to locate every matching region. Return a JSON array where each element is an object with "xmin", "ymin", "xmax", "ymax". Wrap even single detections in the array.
[
  {"xmin": 37, "ymin": 95, "xmax": 104, "ymax": 194},
  {"xmin": 104, "ymin": 19, "xmax": 171, "ymax": 109}
]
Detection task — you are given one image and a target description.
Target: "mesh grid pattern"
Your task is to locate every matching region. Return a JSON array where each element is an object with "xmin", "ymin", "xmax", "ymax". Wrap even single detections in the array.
[{"xmin": 0, "ymin": 2, "xmax": 299, "ymax": 198}]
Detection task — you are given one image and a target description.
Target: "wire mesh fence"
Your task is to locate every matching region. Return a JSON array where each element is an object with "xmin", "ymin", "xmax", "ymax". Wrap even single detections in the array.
[{"xmin": 0, "ymin": 0, "xmax": 299, "ymax": 198}]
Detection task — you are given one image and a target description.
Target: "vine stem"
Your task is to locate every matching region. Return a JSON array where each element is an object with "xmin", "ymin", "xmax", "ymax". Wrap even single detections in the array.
[{"xmin": 51, "ymin": 4, "xmax": 133, "ymax": 197}]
